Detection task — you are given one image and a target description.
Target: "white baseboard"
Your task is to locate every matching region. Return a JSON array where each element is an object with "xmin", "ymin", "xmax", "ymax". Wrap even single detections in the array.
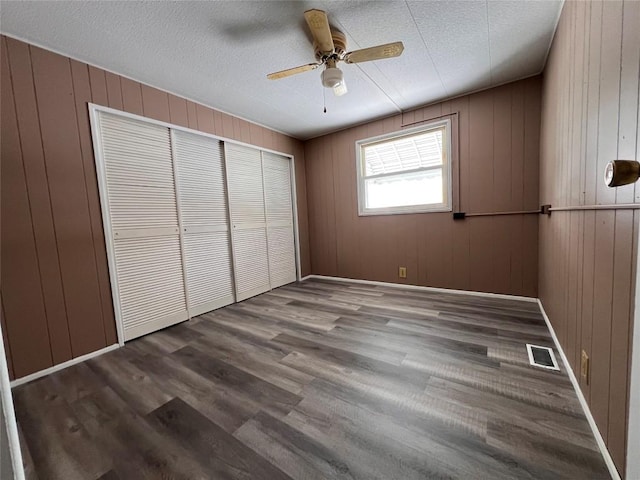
[
  {"xmin": 10, "ymin": 344, "xmax": 120, "ymax": 389},
  {"xmin": 300, "ymin": 275, "xmax": 620, "ymax": 478},
  {"xmin": 1, "ymin": 323, "xmax": 24, "ymax": 480},
  {"xmin": 3, "ymin": 283, "xmax": 623, "ymax": 479},
  {"xmin": 626, "ymin": 228, "xmax": 640, "ymax": 480},
  {"xmin": 537, "ymin": 300, "xmax": 621, "ymax": 480},
  {"xmin": 302, "ymin": 274, "xmax": 538, "ymax": 303}
]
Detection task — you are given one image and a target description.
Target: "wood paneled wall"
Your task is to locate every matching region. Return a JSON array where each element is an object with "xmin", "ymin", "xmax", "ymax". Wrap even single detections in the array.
[
  {"xmin": 0, "ymin": 35, "xmax": 310, "ymax": 380},
  {"xmin": 538, "ymin": 1, "xmax": 639, "ymax": 476},
  {"xmin": 305, "ymin": 77, "xmax": 541, "ymax": 297}
]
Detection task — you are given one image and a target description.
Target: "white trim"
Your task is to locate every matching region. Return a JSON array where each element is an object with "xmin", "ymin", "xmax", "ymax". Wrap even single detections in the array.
[
  {"xmin": 302, "ymin": 275, "xmax": 538, "ymax": 303},
  {"xmin": 355, "ymin": 118, "xmax": 453, "ymax": 217},
  {"xmin": 88, "ymin": 107, "xmax": 126, "ymax": 346},
  {"xmin": 89, "ymin": 104, "xmax": 301, "ymax": 344},
  {"xmin": 1, "ymin": 323, "xmax": 24, "ymax": 479},
  {"xmin": 290, "ymin": 154, "xmax": 303, "ymax": 281},
  {"xmin": 263, "ymin": 151, "xmax": 300, "ymax": 284},
  {"xmin": 9, "ymin": 344, "xmax": 120, "ymax": 389},
  {"xmin": 542, "ymin": 0, "xmax": 566, "ymax": 71},
  {"xmin": 302, "ymin": 74, "xmax": 542, "ymax": 142},
  {"xmin": 260, "ymin": 151, "xmax": 272, "ymax": 292},
  {"xmin": 169, "ymin": 129, "xmax": 192, "ymax": 319},
  {"xmin": 627, "ymin": 220, "xmax": 640, "ymax": 479},
  {"xmin": 0, "ymin": 32, "xmax": 294, "ymax": 139},
  {"xmin": 526, "ymin": 344, "xmax": 560, "ymax": 371},
  {"xmin": 537, "ymin": 300, "xmax": 621, "ymax": 480},
  {"xmin": 223, "ymin": 141, "xmax": 241, "ymax": 303},
  {"xmin": 112, "ymin": 227, "xmax": 180, "ymax": 239},
  {"xmin": 0, "ymin": 32, "xmax": 547, "ymax": 143},
  {"xmin": 88, "ymin": 104, "xmax": 294, "ymax": 161},
  {"xmin": 182, "ymin": 225, "xmax": 229, "ymax": 234}
]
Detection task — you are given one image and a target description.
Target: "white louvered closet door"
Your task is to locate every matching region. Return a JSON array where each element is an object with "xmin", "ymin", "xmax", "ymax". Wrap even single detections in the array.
[
  {"xmin": 225, "ymin": 143, "xmax": 270, "ymax": 301},
  {"xmin": 262, "ymin": 153, "xmax": 297, "ymax": 288},
  {"xmin": 172, "ymin": 131, "xmax": 235, "ymax": 317},
  {"xmin": 96, "ymin": 112, "xmax": 188, "ymax": 341}
]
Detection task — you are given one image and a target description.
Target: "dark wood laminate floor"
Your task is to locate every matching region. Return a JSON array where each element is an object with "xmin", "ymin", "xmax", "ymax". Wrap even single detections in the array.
[{"xmin": 13, "ymin": 279, "xmax": 610, "ymax": 479}]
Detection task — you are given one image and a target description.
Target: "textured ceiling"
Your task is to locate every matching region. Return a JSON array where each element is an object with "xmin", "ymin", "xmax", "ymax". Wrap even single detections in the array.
[{"xmin": 0, "ymin": 0, "xmax": 562, "ymax": 140}]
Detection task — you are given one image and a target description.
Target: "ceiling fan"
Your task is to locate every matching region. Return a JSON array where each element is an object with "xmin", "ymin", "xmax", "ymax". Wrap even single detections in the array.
[{"xmin": 266, "ymin": 9, "xmax": 404, "ymax": 97}]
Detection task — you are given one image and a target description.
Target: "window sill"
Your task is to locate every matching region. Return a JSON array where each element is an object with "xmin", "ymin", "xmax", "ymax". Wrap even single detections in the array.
[{"xmin": 358, "ymin": 206, "xmax": 452, "ymax": 217}]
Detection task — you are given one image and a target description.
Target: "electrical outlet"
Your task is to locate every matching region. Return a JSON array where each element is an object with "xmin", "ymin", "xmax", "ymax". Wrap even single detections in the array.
[
  {"xmin": 398, "ymin": 266, "xmax": 407, "ymax": 278},
  {"xmin": 581, "ymin": 350, "xmax": 589, "ymax": 384}
]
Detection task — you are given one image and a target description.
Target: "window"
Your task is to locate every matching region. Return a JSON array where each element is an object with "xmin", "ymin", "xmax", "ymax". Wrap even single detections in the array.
[{"xmin": 356, "ymin": 119, "xmax": 452, "ymax": 216}]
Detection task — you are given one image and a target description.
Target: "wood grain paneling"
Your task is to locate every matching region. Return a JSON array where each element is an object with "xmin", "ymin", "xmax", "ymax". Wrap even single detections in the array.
[
  {"xmin": 185, "ymin": 101, "xmax": 198, "ymax": 130},
  {"xmin": 31, "ymin": 45, "xmax": 107, "ymax": 358},
  {"xmin": 539, "ymin": 1, "xmax": 639, "ymax": 475},
  {"xmin": 120, "ymin": 77, "xmax": 143, "ymax": 115},
  {"xmin": 305, "ymin": 77, "xmax": 541, "ymax": 297},
  {"xmin": 105, "ymin": 72, "xmax": 123, "ymax": 110},
  {"xmin": 71, "ymin": 59, "xmax": 117, "ymax": 346},
  {"xmin": 88, "ymin": 66, "xmax": 108, "ymax": 106},
  {"xmin": 168, "ymin": 95, "xmax": 188, "ymax": 128},
  {"xmin": 6, "ymin": 38, "xmax": 72, "ymax": 364},
  {"xmin": 0, "ymin": 300, "xmax": 13, "ymax": 379},
  {"xmin": 195, "ymin": 104, "xmax": 214, "ymax": 134},
  {"xmin": 0, "ymin": 35, "xmax": 310, "ymax": 380},
  {"xmin": 1, "ymin": 37, "xmax": 53, "ymax": 378}
]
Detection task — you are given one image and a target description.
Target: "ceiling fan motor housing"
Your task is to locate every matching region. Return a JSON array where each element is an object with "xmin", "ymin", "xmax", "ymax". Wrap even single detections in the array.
[{"xmin": 314, "ymin": 30, "xmax": 347, "ymax": 60}]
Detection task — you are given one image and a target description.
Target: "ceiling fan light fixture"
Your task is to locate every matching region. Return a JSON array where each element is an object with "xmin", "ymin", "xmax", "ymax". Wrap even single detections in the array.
[
  {"xmin": 333, "ymin": 80, "xmax": 348, "ymax": 96},
  {"xmin": 265, "ymin": 9, "xmax": 404, "ymax": 101},
  {"xmin": 321, "ymin": 66, "xmax": 344, "ymax": 88}
]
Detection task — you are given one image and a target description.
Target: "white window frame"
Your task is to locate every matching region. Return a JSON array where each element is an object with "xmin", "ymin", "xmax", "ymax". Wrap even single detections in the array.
[{"xmin": 356, "ymin": 119, "xmax": 452, "ymax": 216}]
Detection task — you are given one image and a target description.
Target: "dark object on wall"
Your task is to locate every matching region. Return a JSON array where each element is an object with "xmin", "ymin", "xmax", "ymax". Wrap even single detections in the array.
[
  {"xmin": 604, "ymin": 160, "xmax": 640, "ymax": 187},
  {"xmin": 453, "ymin": 212, "xmax": 466, "ymax": 220},
  {"xmin": 540, "ymin": 204, "xmax": 552, "ymax": 215}
]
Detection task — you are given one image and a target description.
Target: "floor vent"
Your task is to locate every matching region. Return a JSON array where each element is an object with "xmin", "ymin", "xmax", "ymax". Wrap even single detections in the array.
[{"xmin": 526, "ymin": 344, "xmax": 560, "ymax": 371}]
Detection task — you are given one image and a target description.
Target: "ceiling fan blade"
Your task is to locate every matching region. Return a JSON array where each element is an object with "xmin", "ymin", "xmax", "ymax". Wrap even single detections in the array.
[
  {"xmin": 344, "ymin": 41, "xmax": 405, "ymax": 64},
  {"xmin": 304, "ymin": 9, "xmax": 334, "ymax": 54},
  {"xmin": 266, "ymin": 63, "xmax": 320, "ymax": 80}
]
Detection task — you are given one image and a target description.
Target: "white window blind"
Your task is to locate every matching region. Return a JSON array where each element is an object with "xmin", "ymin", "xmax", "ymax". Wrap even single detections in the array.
[
  {"xmin": 263, "ymin": 152, "xmax": 297, "ymax": 288},
  {"xmin": 97, "ymin": 112, "xmax": 188, "ymax": 341},
  {"xmin": 172, "ymin": 130, "xmax": 235, "ymax": 317},
  {"xmin": 225, "ymin": 143, "xmax": 271, "ymax": 301},
  {"xmin": 92, "ymin": 106, "xmax": 300, "ymax": 343}
]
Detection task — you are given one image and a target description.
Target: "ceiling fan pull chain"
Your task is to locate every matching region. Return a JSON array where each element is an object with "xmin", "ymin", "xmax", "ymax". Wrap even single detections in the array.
[{"xmin": 323, "ymin": 85, "xmax": 327, "ymax": 114}]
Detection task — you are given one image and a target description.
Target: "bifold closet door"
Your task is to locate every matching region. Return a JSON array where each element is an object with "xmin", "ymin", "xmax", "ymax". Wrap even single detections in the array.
[
  {"xmin": 262, "ymin": 152, "xmax": 297, "ymax": 288},
  {"xmin": 172, "ymin": 131, "xmax": 235, "ymax": 316},
  {"xmin": 225, "ymin": 143, "xmax": 270, "ymax": 301},
  {"xmin": 96, "ymin": 112, "xmax": 188, "ymax": 341}
]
